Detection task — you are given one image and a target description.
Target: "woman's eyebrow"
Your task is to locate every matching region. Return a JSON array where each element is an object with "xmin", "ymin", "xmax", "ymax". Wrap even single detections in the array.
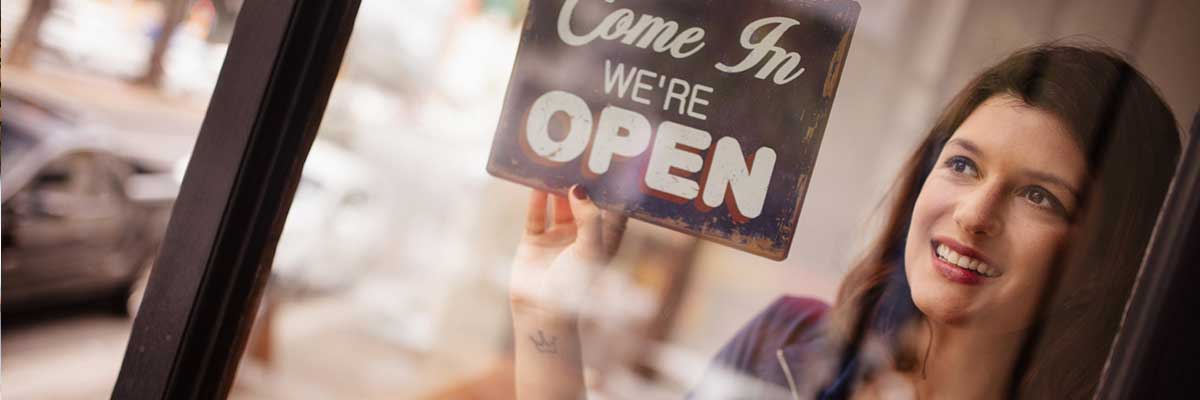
[
  {"xmin": 1021, "ymin": 169, "xmax": 1081, "ymax": 200},
  {"xmin": 947, "ymin": 138, "xmax": 981, "ymax": 156}
]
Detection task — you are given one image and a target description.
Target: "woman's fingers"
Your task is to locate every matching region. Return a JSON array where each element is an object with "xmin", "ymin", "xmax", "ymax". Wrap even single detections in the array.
[
  {"xmin": 552, "ymin": 192, "xmax": 574, "ymax": 226},
  {"xmin": 567, "ymin": 185, "xmax": 604, "ymax": 260},
  {"xmin": 526, "ymin": 190, "xmax": 549, "ymax": 235},
  {"xmin": 530, "ymin": 186, "xmax": 626, "ymax": 262},
  {"xmin": 600, "ymin": 210, "xmax": 628, "ymax": 260}
]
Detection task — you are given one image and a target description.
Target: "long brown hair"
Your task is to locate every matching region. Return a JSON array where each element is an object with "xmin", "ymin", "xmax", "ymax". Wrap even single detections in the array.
[{"xmin": 827, "ymin": 43, "xmax": 1181, "ymax": 397}]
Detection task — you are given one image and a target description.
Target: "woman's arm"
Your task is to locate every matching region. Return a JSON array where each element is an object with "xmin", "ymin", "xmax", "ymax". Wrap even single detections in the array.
[
  {"xmin": 511, "ymin": 306, "xmax": 587, "ymax": 399},
  {"xmin": 509, "ymin": 186, "xmax": 626, "ymax": 400}
]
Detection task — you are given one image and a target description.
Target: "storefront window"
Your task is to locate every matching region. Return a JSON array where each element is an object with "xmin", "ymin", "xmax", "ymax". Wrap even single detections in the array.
[
  {"xmin": 220, "ymin": 1, "xmax": 1197, "ymax": 398},
  {"xmin": 5, "ymin": 1, "xmax": 1197, "ymax": 399}
]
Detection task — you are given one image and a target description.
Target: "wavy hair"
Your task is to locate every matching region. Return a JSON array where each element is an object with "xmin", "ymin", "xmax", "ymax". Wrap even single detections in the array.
[{"xmin": 826, "ymin": 43, "xmax": 1181, "ymax": 398}]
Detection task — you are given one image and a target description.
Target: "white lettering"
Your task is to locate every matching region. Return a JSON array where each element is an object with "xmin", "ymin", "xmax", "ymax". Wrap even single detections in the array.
[
  {"xmin": 644, "ymin": 121, "xmax": 712, "ymax": 200},
  {"xmin": 715, "ymin": 17, "xmax": 807, "ymax": 84},
  {"xmin": 524, "ymin": 91, "xmax": 593, "ymax": 162},
  {"xmin": 587, "ymin": 106, "xmax": 652, "ymax": 174},
  {"xmin": 670, "ymin": 27, "xmax": 706, "ymax": 58},
  {"xmin": 624, "ymin": 15, "xmax": 676, "ymax": 48},
  {"xmin": 702, "ymin": 137, "xmax": 777, "ymax": 219},
  {"xmin": 556, "ymin": 0, "xmax": 600, "ymax": 46},
  {"xmin": 688, "ymin": 84, "xmax": 713, "ymax": 121},
  {"xmin": 632, "ymin": 68, "xmax": 657, "ymax": 105},
  {"xmin": 663, "ymin": 78, "xmax": 690, "ymax": 115},
  {"xmin": 603, "ymin": 60, "xmax": 638, "ymax": 98},
  {"xmin": 556, "ymin": 0, "xmax": 706, "ymax": 59},
  {"xmin": 521, "ymin": 90, "xmax": 776, "ymax": 221},
  {"xmin": 599, "ymin": 9, "xmax": 637, "ymax": 40}
]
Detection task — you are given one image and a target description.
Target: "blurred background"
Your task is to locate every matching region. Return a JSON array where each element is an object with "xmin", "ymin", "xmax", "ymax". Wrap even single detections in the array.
[{"xmin": 2, "ymin": 0, "xmax": 1197, "ymax": 398}]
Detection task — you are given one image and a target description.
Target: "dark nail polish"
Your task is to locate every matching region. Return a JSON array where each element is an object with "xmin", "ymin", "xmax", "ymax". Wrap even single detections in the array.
[{"xmin": 572, "ymin": 185, "xmax": 588, "ymax": 200}]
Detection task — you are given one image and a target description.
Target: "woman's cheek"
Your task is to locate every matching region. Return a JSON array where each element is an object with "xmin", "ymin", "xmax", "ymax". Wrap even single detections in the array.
[
  {"xmin": 995, "ymin": 222, "xmax": 1070, "ymax": 329},
  {"xmin": 904, "ymin": 182, "xmax": 943, "ymax": 263},
  {"xmin": 904, "ymin": 176, "xmax": 961, "ymax": 286},
  {"xmin": 915, "ymin": 176, "xmax": 966, "ymax": 224},
  {"xmin": 1007, "ymin": 216, "xmax": 1071, "ymax": 278},
  {"xmin": 907, "ymin": 177, "xmax": 954, "ymax": 242}
]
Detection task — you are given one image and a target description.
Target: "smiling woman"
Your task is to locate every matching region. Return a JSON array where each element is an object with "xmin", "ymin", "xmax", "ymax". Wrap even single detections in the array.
[
  {"xmin": 507, "ymin": 43, "xmax": 1182, "ymax": 400},
  {"xmin": 816, "ymin": 44, "xmax": 1182, "ymax": 399},
  {"xmin": 907, "ymin": 96, "xmax": 1089, "ymax": 322},
  {"xmin": 899, "ymin": 95, "xmax": 1091, "ymax": 398}
]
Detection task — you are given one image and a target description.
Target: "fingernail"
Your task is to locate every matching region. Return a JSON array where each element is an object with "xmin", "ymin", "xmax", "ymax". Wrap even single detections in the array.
[{"xmin": 571, "ymin": 185, "xmax": 588, "ymax": 200}]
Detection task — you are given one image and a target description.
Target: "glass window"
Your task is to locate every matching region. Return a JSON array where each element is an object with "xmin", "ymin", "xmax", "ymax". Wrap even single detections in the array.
[
  {"xmin": 220, "ymin": 1, "xmax": 1198, "ymax": 399},
  {"xmin": 213, "ymin": 0, "xmax": 1200, "ymax": 396},
  {"xmin": 7, "ymin": 1, "xmax": 1197, "ymax": 399}
]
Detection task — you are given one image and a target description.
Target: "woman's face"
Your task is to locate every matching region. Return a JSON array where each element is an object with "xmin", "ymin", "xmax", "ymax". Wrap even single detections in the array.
[{"xmin": 904, "ymin": 94, "xmax": 1087, "ymax": 333}]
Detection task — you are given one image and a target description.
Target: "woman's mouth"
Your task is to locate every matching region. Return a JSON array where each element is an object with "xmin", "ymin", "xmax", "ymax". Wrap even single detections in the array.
[
  {"xmin": 930, "ymin": 240, "xmax": 1001, "ymax": 285},
  {"xmin": 935, "ymin": 243, "xmax": 1000, "ymax": 277}
]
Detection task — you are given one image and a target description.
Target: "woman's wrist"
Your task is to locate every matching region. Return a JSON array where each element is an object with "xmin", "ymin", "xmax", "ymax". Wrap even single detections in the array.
[{"xmin": 510, "ymin": 295, "xmax": 581, "ymax": 328}]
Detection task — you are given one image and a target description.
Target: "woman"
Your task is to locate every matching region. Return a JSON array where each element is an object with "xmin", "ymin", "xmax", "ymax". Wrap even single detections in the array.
[{"xmin": 508, "ymin": 44, "xmax": 1181, "ymax": 399}]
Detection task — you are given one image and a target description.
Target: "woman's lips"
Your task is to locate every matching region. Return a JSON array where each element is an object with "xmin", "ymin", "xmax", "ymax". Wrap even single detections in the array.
[
  {"xmin": 932, "ymin": 249, "xmax": 985, "ymax": 285},
  {"xmin": 929, "ymin": 240, "xmax": 998, "ymax": 286}
]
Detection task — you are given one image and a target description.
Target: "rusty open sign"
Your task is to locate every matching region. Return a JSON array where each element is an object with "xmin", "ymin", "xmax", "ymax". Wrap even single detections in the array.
[{"xmin": 488, "ymin": 0, "xmax": 860, "ymax": 260}]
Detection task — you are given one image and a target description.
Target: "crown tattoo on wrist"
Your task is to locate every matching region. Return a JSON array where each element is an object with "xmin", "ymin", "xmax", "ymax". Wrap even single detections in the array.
[{"xmin": 530, "ymin": 330, "xmax": 559, "ymax": 354}]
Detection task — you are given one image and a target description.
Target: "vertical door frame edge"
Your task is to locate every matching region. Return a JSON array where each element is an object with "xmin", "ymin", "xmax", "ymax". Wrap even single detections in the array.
[{"xmin": 112, "ymin": 1, "xmax": 361, "ymax": 398}]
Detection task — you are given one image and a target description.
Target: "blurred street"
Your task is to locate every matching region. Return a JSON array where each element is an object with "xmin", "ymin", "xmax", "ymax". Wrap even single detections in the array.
[
  {"xmin": 2, "ymin": 306, "xmax": 131, "ymax": 400},
  {"xmin": 2, "ymin": 66, "xmax": 470, "ymax": 399},
  {"xmin": 1, "ymin": 297, "xmax": 465, "ymax": 399},
  {"xmin": 3, "ymin": 21, "xmax": 208, "ymax": 391},
  {"xmin": 4, "ymin": 2, "xmax": 532, "ymax": 397},
  {"xmin": 2, "ymin": 65, "xmax": 193, "ymax": 398}
]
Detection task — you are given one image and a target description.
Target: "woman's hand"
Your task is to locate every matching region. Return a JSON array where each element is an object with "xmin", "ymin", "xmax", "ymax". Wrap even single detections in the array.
[
  {"xmin": 509, "ymin": 185, "xmax": 626, "ymax": 400},
  {"xmin": 509, "ymin": 185, "xmax": 627, "ymax": 321}
]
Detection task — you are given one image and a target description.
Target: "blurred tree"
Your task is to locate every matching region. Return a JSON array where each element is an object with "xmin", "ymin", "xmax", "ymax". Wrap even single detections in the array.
[
  {"xmin": 8, "ymin": 0, "xmax": 54, "ymax": 67},
  {"xmin": 134, "ymin": 0, "xmax": 194, "ymax": 88},
  {"xmin": 207, "ymin": 0, "xmax": 242, "ymax": 44}
]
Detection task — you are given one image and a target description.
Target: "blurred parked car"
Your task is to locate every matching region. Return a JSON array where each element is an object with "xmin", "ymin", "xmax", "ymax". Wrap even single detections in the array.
[{"xmin": 2, "ymin": 90, "xmax": 177, "ymax": 312}]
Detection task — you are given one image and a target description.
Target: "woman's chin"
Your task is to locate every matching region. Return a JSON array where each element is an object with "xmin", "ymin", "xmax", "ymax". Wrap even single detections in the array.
[
  {"xmin": 911, "ymin": 287, "xmax": 978, "ymax": 324},
  {"xmin": 907, "ymin": 268, "xmax": 975, "ymax": 323}
]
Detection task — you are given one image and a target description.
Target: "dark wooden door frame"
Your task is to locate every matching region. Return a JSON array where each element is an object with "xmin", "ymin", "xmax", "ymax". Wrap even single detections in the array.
[
  {"xmin": 111, "ymin": 1, "xmax": 360, "ymax": 398},
  {"xmin": 1096, "ymin": 113, "xmax": 1200, "ymax": 399},
  {"xmin": 110, "ymin": 0, "xmax": 1196, "ymax": 397}
]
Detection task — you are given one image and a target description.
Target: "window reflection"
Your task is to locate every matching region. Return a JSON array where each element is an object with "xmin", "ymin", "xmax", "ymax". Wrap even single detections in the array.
[
  {"xmin": 4, "ymin": 0, "xmax": 1197, "ymax": 399},
  {"xmin": 226, "ymin": 1, "xmax": 1197, "ymax": 399}
]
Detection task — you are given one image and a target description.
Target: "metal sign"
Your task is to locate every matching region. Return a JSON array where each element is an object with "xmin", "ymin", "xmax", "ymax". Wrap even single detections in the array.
[{"xmin": 488, "ymin": 0, "xmax": 860, "ymax": 260}]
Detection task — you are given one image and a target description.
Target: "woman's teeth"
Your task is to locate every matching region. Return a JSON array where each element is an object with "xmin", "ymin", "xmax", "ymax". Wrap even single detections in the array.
[{"xmin": 936, "ymin": 244, "xmax": 999, "ymax": 277}]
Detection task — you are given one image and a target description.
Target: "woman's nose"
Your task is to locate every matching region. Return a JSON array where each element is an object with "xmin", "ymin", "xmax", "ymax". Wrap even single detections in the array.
[{"xmin": 953, "ymin": 185, "xmax": 1003, "ymax": 236}]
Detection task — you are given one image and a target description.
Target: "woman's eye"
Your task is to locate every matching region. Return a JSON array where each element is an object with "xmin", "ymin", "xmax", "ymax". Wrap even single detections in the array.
[
  {"xmin": 944, "ymin": 156, "xmax": 979, "ymax": 177},
  {"xmin": 1020, "ymin": 186, "xmax": 1065, "ymax": 213},
  {"xmin": 1025, "ymin": 189, "xmax": 1047, "ymax": 205}
]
